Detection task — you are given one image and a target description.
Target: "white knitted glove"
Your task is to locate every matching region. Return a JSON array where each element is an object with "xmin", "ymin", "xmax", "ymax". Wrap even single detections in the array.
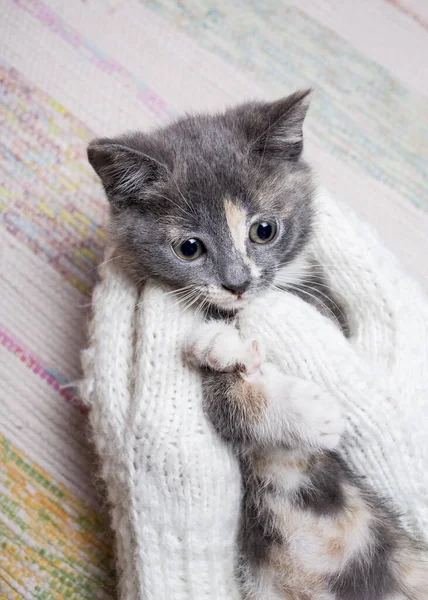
[
  {"xmin": 239, "ymin": 188, "xmax": 428, "ymax": 535},
  {"xmin": 80, "ymin": 256, "xmax": 242, "ymax": 600}
]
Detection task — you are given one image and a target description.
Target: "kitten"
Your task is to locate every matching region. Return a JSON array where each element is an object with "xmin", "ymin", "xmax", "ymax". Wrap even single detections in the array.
[{"xmin": 88, "ymin": 91, "xmax": 427, "ymax": 599}]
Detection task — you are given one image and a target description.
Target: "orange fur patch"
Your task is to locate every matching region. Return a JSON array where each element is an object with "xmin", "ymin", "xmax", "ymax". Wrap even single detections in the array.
[
  {"xmin": 230, "ymin": 377, "xmax": 267, "ymax": 421},
  {"xmin": 224, "ymin": 198, "xmax": 248, "ymax": 255}
]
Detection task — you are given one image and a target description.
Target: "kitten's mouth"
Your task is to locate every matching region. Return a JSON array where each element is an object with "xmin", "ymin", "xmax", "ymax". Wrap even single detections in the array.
[
  {"xmin": 177, "ymin": 283, "xmax": 264, "ymax": 314},
  {"xmin": 205, "ymin": 290, "xmax": 251, "ymax": 312}
]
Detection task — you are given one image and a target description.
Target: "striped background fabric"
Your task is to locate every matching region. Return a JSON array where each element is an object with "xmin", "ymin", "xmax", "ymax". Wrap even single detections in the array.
[{"xmin": 1, "ymin": 0, "xmax": 427, "ymax": 597}]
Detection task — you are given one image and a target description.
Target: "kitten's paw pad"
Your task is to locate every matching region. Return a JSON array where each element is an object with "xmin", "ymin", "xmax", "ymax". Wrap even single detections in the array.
[{"xmin": 299, "ymin": 384, "xmax": 344, "ymax": 450}]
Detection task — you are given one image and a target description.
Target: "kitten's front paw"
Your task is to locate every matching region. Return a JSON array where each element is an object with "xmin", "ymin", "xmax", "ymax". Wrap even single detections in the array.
[
  {"xmin": 296, "ymin": 381, "xmax": 344, "ymax": 450},
  {"xmin": 185, "ymin": 321, "xmax": 262, "ymax": 374},
  {"xmin": 258, "ymin": 364, "xmax": 345, "ymax": 450}
]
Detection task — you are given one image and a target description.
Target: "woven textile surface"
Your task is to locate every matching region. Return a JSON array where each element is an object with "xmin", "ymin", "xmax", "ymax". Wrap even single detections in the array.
[{"xmin": 1, "ymin": 0, "xmax": 428, "ymax": 597}]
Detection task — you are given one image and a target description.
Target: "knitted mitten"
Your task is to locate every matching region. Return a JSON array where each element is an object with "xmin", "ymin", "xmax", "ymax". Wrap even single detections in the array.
[
  {"xmin": 239, "ymin": 188, "xmax": 428, "ymax": 535},
  {"xmin": 80, "ymin": 257, "xmax": 242, "ymax": 600}
]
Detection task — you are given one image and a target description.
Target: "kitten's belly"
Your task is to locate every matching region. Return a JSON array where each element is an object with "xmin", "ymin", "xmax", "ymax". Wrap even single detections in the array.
[
  {"xmin": 266, "ymin": 550, "xmax": 329, "ymax": 599},
  {"xmin": 245, "ymin": 451, "xmax": 375, "ymax": 600},
  {"xmin": 257, "ymin": 506, "xmax": 354, "ymax": 600}
]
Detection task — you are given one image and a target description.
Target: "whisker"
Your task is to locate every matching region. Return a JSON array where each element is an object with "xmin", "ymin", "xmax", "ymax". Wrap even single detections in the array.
[
  {"xmin": 194, "ymin": 296, "xmax": 207, "ymax": 322},
  {"xmin": 285, "ymin": 281, "xmax": 346, "ymax": 324},
  {"xmin": 170, "ymin": 173, "xmax": 194, "ymax": 214},
  {"xmin": 254, "ymin": 116, "xmax": 270, "ymax": 179},
  {"xmin": 179, "ymin": 290, "xmax": 203, "ymax": 317},
  {"xmin": 272, "ymin": 282, "xmax": 341, "ymax": 329},
  {"xmin": 85, "ymin": 254, "xmax": 125, "ymax": 276},
  {"xmin": 162, "ymin": 285, "xmax": 195, "ymax": 297},
  {"xmin": 133, "ymin": 150, "xmax": 194, "ymax": 216},
  {"xmin": 134, "ymin": 286, "xmax": 194, "ymax": 311},
  {"xmin": 273, "ymin": 271, "xmax": 345, "ymax": 312},
  {"xmin": 169, "ymin": 290, "xmax": 198, "ymax": 312},
  {"xmin": 271, "ymin": 261, "xmax": 340, "ymax": 271},
  {"xmin": 134, "ymin": 297, "xmax": 148, "ymax": 310},
  {"xmin": 274, "ymin": 274, "xmax": 341, "ymax": 297},
  {"xmin": 150, "ymin": 190, "xmax": 191, "ymax": 216}
]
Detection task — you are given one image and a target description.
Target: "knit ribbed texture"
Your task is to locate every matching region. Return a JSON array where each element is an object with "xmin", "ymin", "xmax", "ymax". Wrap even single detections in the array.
[
  {"xmin": 80, "ymin": 188, "xmax": 428, "ymax": 599},
  {"xmin": 80, "ymin": 258, "xmax": 242, "ymax": 600}
]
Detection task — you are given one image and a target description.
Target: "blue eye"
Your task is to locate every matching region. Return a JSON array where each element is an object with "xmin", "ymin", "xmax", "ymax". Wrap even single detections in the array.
[
  {"xmin": 173, "ymin": 238, "xmax": 205, "ymax": 260},
  {"xmin": 249, "ymin": 220, "xmax": 277, "ymax": 244}
]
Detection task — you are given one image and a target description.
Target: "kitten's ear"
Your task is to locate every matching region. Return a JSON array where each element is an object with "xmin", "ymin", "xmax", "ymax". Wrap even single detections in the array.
[
  {"xmin": 246, "ymin": 89, "xmax": 312, "ymax": 161},
  {"xmin": 87, "ymin": 137, "xmax": 166, "ymax": 207}
]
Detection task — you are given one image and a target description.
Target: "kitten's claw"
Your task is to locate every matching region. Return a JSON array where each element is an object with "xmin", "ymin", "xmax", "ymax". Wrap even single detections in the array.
[{"xmin": 185, "ymin": 321, "xmax": 263, "ymax": 374}]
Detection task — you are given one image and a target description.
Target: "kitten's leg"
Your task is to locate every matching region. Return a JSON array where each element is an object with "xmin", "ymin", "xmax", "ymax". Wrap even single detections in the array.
[
  {"xmin": 203, "ymin": 362, "xmax": 344, "ymax": 452},
  {"xmin": 186, "ymin": 322, "xmax": 344, "ymax": 451}
]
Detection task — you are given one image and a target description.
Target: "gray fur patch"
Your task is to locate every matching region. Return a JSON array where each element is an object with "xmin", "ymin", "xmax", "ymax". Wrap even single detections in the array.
[{"xmin": 290, "ymin": 451, "xmax": 347, "ymax": 515}]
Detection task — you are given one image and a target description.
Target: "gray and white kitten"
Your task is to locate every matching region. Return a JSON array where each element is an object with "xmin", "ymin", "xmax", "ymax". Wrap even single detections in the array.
[{"xmin": 88, "ymin": 91, "xmax": 427, "ymax": 599}]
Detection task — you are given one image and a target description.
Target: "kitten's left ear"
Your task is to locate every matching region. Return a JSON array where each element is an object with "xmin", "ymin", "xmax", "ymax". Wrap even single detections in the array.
[
  {"xmin": 245, "ymin": 89, "xmax": 312, "ymax": 161},
  {"xmin": 87, "ymin": 135, "xmax": 167, "ymax": 208}
]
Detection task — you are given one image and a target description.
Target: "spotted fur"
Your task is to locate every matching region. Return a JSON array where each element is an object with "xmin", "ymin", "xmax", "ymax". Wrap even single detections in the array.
[{"xmin": 194, "ymin": 324, "xmax": 428, "ymax": 600}]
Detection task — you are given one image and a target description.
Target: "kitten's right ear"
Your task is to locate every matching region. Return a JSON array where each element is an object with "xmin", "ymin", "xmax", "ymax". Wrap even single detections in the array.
[
  {"xmin": 87, "ymin": 137, "xmax": 166, "ymax": 207},
  {"xmin": 243, "ymin": 89, "xmax": 312, "ymax": 162}
]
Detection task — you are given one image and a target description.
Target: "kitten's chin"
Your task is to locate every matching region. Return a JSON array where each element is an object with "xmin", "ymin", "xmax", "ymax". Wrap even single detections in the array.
[
  {"xmin": 211, "ymin": 297, "xmax": 248, "ymax": 312},
  {"xmin": 204, "ymin": 286, "xmax": 251, "ymax": 312},
  {"xmin": 206, "ymin": 290, "xmax": 264, "ymax": 313}
]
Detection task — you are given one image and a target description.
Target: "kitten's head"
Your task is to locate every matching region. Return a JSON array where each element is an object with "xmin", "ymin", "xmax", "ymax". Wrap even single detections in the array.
[{"xmin": 88, "ymin": 90, "xmax": 314, "ymax": 312}]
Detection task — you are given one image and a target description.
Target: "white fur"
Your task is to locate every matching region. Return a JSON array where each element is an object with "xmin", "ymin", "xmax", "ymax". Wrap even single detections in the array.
[
  {"xmin": 244, "ymin": 362, "xmax": 344, "ymax": 451},
  {"xmin": 273, "ymin": 251, "xmax": 311, "ymax": 287},
  {"xmin": 269, "ymin": 488, "xmax": 373, "ymax": 574},
  {"xmin": 185, "ymin": 320, "xmax": 261, "ymax": 374},
  {"xmin": 205, "ymin": 282, "xmax": 247, "ymax": 311},
  {"xmin": 251, "ymin": 448, "xmax": 312, "ymax": 496}
]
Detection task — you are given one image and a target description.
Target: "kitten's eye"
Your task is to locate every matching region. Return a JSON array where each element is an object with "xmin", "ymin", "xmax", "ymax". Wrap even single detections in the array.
[
  {"xmin": 249, "ymin": 220, "xmax": 277, "ymax": 244},
  {"xmin": 173, "ymin": 238, "xmax": 205, "ymax": 260}
]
